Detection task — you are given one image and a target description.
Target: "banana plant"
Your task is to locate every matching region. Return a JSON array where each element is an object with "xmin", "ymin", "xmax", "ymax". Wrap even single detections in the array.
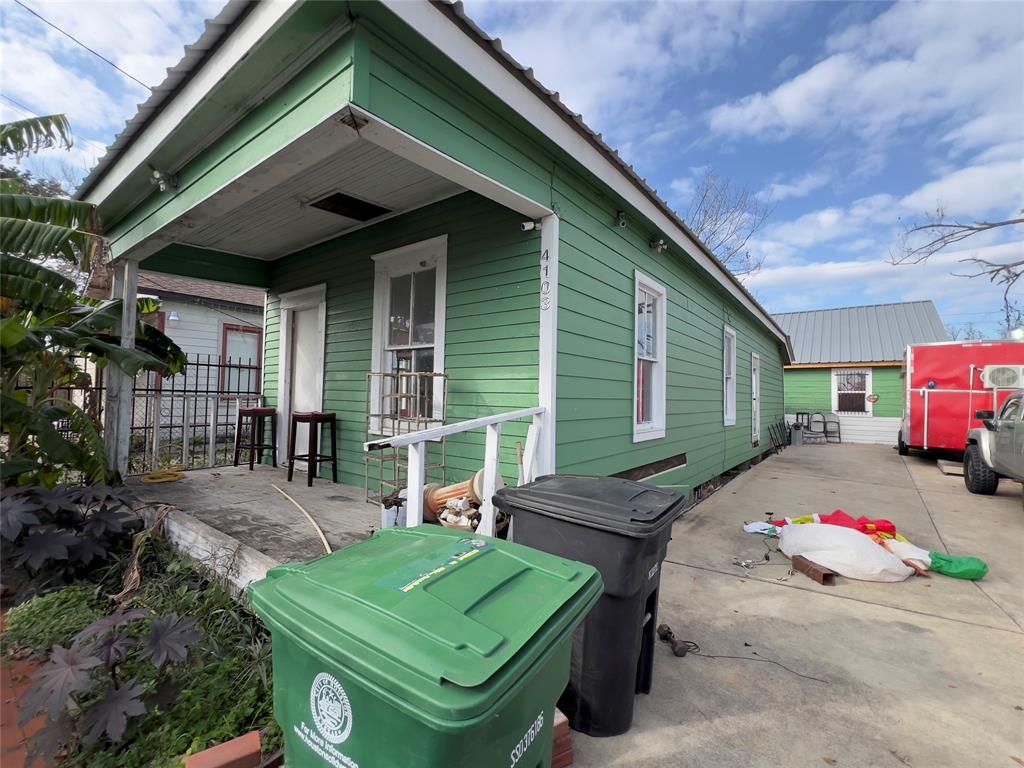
[
  {"xmin": 0, "ymin": 115, "xmax": 102, "ymax": 268},
  {"xmin": 1, "ymin": 256, "xmax": 187, "ymax": 484}
]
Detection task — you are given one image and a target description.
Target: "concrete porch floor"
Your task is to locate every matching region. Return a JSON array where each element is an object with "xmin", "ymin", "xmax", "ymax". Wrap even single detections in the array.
[
  {"xmin": 126, "ymin": 464, "xmax": 379, "ymax": 585},
  {"xmin": 576, "ymin": 443, "xmax": 1024, "ymax": 767}
]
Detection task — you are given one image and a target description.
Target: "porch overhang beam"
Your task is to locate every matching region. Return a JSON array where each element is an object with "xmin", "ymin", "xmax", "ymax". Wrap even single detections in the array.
[
  {"xmin": 350, "ymin": 105, "xmax": 553, "ymax": 221},
  {"xmin": 140, "ymin": 244, "xmax": 272, "ymax": 289}
]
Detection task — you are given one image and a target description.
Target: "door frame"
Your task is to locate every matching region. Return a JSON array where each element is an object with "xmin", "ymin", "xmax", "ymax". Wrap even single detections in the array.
[
  {"xmin": 276, "ymin": 283, "xmax": 327, "ymax": 464},
  {"xmin": 751, "ymin": 352, "xmax": 761, "ymax": 444}
]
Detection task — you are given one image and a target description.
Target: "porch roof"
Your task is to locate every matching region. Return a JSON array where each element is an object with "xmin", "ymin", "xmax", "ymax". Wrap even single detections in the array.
[{"xmin": 77, "ymin": 0, "xmax": 791, "ymax": 355}]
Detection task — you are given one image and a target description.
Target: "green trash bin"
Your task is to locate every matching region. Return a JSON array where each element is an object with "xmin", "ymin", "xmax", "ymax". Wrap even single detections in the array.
[{"xmin": 249, "ymin": 525, "xmax": 602, "ymax": 768}]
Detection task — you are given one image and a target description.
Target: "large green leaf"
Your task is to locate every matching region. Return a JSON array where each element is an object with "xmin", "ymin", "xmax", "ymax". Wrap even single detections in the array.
[
  {"xmin": 0, "ymin": 194, "xmax": 95, "ymax": 229},
  {"xmin": 1, "ymin": 457, "xmax": 40, "ymax": 481},
  {"xmin": 78, "ymin": 337, "xmax": 174, "ymax": 377},
  {"xmin": 136, "ymin": 322, "xmax": 187, "ymax": 374},
  {"xmin": 0, "ymin": 316, "xmax": 28, "ymax": 347},
  {"xmin": 68, "ymin": 299, "xmax": 123, "ymax": 334},
  {"xmin": 0, "ymin": 115, "xmax": 72, "ymax": 158},
  {"xmin": 0, "ymin": 216, "xmax": 99, "ymax": 264},
  {"xmin": 136, "ymin": 297, "xmax": 161, "ymax": 316},
  {"xmin": 0, "ymin": 255, "xmax": 75, "ymax": 312}
]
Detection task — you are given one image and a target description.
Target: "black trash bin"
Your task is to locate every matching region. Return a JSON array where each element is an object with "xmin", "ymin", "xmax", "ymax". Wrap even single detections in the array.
[{"xmin": 493, "ymin": 475, "xmax": 686, "ymax": 736}]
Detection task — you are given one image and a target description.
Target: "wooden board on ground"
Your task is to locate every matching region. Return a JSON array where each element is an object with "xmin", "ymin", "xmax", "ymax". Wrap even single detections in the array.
[{"xmin": 937, "ymin": 459, "xmax": 964, "ymax": 477}]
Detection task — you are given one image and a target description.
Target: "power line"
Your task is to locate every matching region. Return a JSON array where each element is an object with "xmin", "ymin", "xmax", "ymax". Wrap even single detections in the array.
[
  {"xmin": 0, "ymin": 94, "xmax": 37, "ymax": 118},
  {"xmin": 13, "ymin": 0, "xmax": 151, "ymax": 91}
]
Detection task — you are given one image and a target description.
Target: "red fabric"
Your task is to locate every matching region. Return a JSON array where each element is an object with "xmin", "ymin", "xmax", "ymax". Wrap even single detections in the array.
[{"xmin": 771, "ymin": 509, "xmax": 897, "ymax": 536}]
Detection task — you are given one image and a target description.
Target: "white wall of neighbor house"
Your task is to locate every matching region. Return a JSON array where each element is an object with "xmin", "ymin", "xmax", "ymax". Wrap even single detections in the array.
[
  {"xmin": 785, "ymin": 413, "xmax": 902, "ymax": 445},
  {"xmin": 144, "ymin": 299, "xmax": 265, "ymax": 433},
  {"xmin": 156, "ymin": 300, "xmax": 263, "ymax": 361}
]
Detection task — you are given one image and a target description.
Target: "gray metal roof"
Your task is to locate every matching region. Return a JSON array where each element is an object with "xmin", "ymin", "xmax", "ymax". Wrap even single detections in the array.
[
  {"xmin": 76, "ymin": 0, "xmax": 254, "ymax": 198},
  {"xmin": 774, "ymin": 301, "xmax": 949, "ymax": 365}
]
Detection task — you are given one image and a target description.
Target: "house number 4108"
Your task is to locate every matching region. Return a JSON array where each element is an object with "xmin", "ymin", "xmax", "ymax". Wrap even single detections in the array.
[{"xmin": 540, "ymin": 247, "xmax": 551, "ymax": 311}]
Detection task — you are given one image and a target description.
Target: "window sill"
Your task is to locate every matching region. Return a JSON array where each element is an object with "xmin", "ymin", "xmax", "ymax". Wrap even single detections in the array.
[
  {"xmin": 724, "ymin": 418, "xmax": 736, "ymax": 427},
  {"xmin": 633, "ymin": 426, "xmax": 665, "ymax": 443}
]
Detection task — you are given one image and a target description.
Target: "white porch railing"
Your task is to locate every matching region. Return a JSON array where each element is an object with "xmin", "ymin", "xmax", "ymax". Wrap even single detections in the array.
[{"xmin": 364, "ymin": 406, "xmax": 545, "ymax": 535}]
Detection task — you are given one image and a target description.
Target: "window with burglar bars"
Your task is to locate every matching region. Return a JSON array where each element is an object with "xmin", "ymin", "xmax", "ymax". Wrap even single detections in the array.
[{"xmin": 834, "ymin": 369, "xmax": 870, "ymax": 414}]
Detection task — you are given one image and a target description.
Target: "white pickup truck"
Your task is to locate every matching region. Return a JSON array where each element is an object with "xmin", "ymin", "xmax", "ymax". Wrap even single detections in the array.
[{"xmin": 964, "ymin": 390, "xmax": 1024, "ymax": 495}]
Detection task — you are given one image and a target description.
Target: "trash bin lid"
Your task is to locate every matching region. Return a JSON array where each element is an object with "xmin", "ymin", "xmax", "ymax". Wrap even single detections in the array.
[
  {"xmin": 249, "ymin": 526, "xmax": 601, "ymax": 722},
  {"xmin": 494, "ymin": 475, "xmax": 686, "ymax": 536}
]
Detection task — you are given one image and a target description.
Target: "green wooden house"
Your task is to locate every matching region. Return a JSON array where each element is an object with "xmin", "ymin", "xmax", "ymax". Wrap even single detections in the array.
[
  {"xmin": 83, "ymin": 0, "xmax": 792, "ymax": 526},
  {"xmin": 775, "ymin": 301, "xmax": 948, "ymax": 444}
]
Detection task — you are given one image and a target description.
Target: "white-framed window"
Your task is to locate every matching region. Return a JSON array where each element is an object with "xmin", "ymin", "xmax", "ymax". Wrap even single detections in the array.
[
  {"xmin": 221, "ymin": 324, "xmax": 263, "ymax": 392},
  {"xmin": 633, "ymin": 271, "xmax": 667, "ymax": 442},
  {"xmin": 751, "ymin": 352, "xmax": 761, "ymax": 443},
  {"xmin": 723, "ymin": 326, "xmax": 737, "ymax": 426},
  {"xmin": 832, "ymin": 368, "xmax": 872, "ymax": 415},
  {"xmin": 370, "ymin": 236, "xmax": 447, "ymax": 432}
]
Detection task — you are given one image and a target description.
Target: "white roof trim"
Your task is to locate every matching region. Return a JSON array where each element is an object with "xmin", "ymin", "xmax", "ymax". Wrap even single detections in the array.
[{"xmin": 83, "ymin": 1, "xmax": 299, "ymax": 207}]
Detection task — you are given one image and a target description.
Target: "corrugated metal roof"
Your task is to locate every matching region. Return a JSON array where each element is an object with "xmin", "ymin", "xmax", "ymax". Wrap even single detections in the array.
[
  {"xmin": 75, "ymin": 0, "xmax": 791, "ymax": 352},
  {"xmin": 76, "ymin": 0, "xmax": 255, "ymax": 198},
  {"xmin": 774, "ymin": 301, "xmax": 949, "ymax": 365}
]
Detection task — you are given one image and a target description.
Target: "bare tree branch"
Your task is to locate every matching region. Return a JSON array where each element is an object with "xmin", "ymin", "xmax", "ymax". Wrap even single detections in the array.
[
  {"xmin": 684, "ymin": 168, "xmax": 774, "ymax": 279},
  {"xmin": 891, "ymin": 203, "xmax": 1024, "ymax": 333}
]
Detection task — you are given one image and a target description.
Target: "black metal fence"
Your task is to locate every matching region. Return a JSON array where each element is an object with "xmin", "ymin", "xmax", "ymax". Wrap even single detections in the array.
[
  {"xmin": 16, "ymin": 354, "xmax": 263, "ymax": 477},
  {"xmin": 129, "ymin": 354, "xmax": 263, "ymax": 475}
]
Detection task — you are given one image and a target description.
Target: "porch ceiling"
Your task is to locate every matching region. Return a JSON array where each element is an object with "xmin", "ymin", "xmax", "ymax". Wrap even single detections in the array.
[{"xmin": 176, "ymin": 138, "xmax": 462, "ymax": 260}]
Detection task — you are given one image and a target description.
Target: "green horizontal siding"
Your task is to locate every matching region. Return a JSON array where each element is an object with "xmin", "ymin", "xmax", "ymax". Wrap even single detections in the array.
[
  {"xmin": 551, "ymin": 172, "xmax": 785, "ymax": 489},
  {"xmin": 263, "ymin": 193, "xmax": 539, "ymax": 488},
  {"xmin": 783, "ymin": 369, "xmax": 832, "ymax": 413},
  {"xmin": 871, "ymin": 366, "xmax": 904, "ymax": 417},
  {"xmin": 355, "ymin": 11, "xmax": 788, "ymax": 492},
  {"xmin": 783, "ymin": 366, "xmax": 904, "ymax": 417}
]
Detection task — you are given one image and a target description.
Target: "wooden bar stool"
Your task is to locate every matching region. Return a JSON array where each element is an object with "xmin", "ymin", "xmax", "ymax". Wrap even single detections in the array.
[
  {"xmin": 287, "ymin": 411, "xmax": 338, "ymax": 486},
  {"xmin": 233, "ymin": 406, "xmax": 278, "ymax": 470}
]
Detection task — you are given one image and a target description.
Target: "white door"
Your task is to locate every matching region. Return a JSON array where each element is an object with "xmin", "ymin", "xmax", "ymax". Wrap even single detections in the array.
[
  {"xmin": 751, "ymin": 353, "xmax": 761, "ymax": 443},
  {"xmin": 289, "ymin": 306, "xmax": 321, "ymax": 470}
]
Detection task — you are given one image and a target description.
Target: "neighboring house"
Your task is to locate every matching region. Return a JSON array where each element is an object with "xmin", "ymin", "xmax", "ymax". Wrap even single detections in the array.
[
  {"xmin": 79, "ymin": 0, "xmax": 792, "ymax": 495},
  {"xmin": 136, "ymin": 272, "xmax": 265, "ymax": 373},
  {"xmin": 775, "ymin": 301, "xmax": 949, "ymax": 444}
]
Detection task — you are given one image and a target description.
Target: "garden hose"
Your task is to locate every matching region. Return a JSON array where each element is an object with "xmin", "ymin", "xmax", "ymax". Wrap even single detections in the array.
[{"xmin": 142, "ymin": 464, "xmax": 186, "ymax": 483}]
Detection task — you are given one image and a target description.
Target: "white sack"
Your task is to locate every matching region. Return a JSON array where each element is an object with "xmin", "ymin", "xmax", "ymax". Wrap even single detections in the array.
[
  {"xmin": 778, "ymin": 524, "xmax": 914, "ymax": 582},
  {"xmin": 884, "ymin": 539, "xmax": 932, "ymax": 570}
]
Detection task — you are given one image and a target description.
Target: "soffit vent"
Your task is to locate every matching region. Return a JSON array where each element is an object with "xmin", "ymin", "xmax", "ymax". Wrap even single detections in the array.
[{"xmin": 309, "ymin": 192, "xmax": 391, "ymax": 222}]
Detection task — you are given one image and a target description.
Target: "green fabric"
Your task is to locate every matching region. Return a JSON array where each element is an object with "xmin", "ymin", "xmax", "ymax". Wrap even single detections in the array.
[{"xmin": 929, "ymin": 552, "xmax": 989, "ymax": 580}]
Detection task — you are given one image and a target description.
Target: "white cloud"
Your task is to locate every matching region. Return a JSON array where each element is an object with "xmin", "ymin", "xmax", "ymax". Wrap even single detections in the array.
[
  {"xmin": 0, "ymin": 36, "xmax": 129, "ymax": 131},
  {"xmin": 669, "ymin": 176, "xmax": 696, "ymax": 206},
  {"xmin": 899, "ymin": 161, "xmax": 1024, "ymax": 219},
  {"xmin": 761, "ymin": 170, "xmax": 831, "ymax": 202},
  {"xmin": 0, "ymin": 0, "xmax": 223, "ymax": 184},
  {"xmin": 461, "ymin": 0, "xmax": 788, "ymax": 143},
  {"xmin": 707, "ymin": 2, "xmax": 1024, "ymax": 146},
  {"xmin": 774, "ymin": 53, "xmax": 801, "ymax": 79},
  {"xmin": 756, "ymin": 158, "xmax": 1022, "ymax": 256},
  {"xmin": 751, "ymin": 241, "xmax": 1024, "ymax": 330}
]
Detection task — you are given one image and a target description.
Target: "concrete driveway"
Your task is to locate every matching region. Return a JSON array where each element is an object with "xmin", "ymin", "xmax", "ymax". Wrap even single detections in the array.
[{"xmin": 575, "ymin": 444, "xmax": 1024, "ymax": 768}]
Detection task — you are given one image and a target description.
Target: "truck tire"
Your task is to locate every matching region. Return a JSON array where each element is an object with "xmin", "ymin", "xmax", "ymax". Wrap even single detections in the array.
[
  {"xmin": 897, "ymin": 430, "xmax": 909, "ymax": 456},
  {"xmin": 964, "ymin": 443, "xmax": 998, "ymax": 495}
]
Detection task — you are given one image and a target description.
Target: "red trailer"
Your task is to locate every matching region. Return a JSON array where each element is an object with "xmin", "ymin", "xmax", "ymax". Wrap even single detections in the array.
[{"xmin": 899, "ymin": 340, "xmax": 1024, "ymax": 454}]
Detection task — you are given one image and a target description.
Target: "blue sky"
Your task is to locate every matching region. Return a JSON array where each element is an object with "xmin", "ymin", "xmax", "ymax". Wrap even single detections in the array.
[{"xmin": 2, "ymin": 0, "xmax": 1021, "ymax": 335}]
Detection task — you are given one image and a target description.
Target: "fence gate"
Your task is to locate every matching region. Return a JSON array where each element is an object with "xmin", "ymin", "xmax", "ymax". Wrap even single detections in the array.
[{"xmin": 128, "ymin": 354, "xmax": 263, "ymax": 476}]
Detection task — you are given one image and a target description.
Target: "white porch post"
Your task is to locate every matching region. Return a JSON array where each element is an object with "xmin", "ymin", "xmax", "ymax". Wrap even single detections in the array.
[
  {"xmin": 404, "ymin": 441, "xmax": 426, "ymax": 528},
  {"xmin": 103, "ymin": 259, "xmax": 139, "ymax": 477},
  {"xmin": 537, "ymin": 213, "xmax": 559, "ymax": 477},
  {"xmin": 477, "ymin": 422, "xmax": 503, "ymax": 536}
]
